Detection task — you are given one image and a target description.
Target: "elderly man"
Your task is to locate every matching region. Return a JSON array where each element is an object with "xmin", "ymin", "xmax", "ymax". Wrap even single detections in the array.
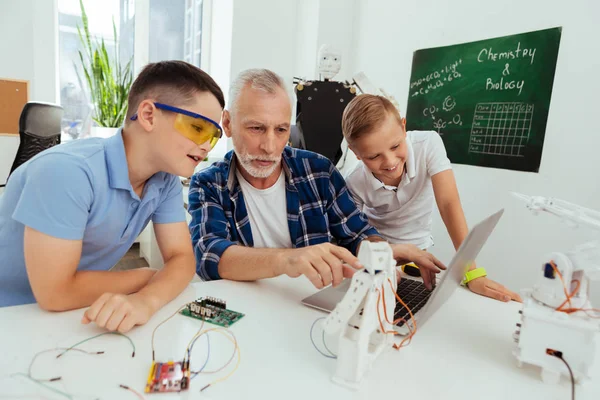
[{"xmin": 188, "ymin": 69, "xmax": 445, "ymax": 289}]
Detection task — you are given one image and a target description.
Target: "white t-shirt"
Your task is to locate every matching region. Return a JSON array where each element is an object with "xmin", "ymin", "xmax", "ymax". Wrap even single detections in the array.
[
  {"xmin": 345, "ymin": 130, "xmax": 451, "ymax": 249},
  {"xmin": 235, "ymin": 169, "xmax": 293, "ymax": 248}
]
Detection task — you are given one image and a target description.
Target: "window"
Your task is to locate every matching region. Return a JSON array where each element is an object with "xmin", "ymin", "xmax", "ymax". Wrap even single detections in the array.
[
  {"xmin": 58, "ymin": 0, "xmax": 134, "ymax": 140},
  {"xmin": 58, "ymin": 0, "xmax": 220, "ymax": 157},
  {"xmin": 149, "ymin": 0, "xmax": 224, "ymax": 159},
  {"xmin": 183, "ymin": 0, "xmax": 203, "ymax": 66},
  {"xmin": 149, "ymin": 0, "xmax": 203, "ymax": 68}
]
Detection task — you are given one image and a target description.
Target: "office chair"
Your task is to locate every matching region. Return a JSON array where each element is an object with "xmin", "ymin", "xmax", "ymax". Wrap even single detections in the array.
[{"xmin": 0, "ymin": 102, "xmax": 64, "ymax": 187}]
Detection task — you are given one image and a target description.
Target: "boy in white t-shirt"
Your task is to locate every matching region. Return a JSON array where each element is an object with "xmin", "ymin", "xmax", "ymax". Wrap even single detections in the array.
[{"xmin": 342, "ymin": 94, "xmax": 520, "ymax": 302}]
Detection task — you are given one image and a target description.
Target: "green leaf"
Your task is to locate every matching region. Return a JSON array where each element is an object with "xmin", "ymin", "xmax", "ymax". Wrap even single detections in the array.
[{"xmin": 75, "ymin": 0, "xmax": 133, "ymax": 128}]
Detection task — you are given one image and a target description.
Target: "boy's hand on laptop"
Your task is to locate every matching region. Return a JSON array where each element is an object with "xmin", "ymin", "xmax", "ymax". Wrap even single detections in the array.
[
  {"xmin": 81, "ymin": 292, "xmax": 155, "ymax": 333},
  {"xmin": 282, "ymin": 243, "xmax": 363, "ymax": 289},
  {"xmin": 467, "ymin": 277, "xmax": 522, "ymax": 303},
  {"xmin": 390, "ymin": 244, "xmax": 446, "ymax": 290}
]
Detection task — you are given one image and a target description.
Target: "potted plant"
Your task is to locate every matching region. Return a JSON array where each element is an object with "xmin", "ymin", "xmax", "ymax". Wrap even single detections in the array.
[{"xmin": 76, "ymin": 0, "xmax": 133, "ymax": 138}]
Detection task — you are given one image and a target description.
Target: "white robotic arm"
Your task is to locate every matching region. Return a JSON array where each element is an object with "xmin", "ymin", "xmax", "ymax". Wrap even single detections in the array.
[
  {"xmin": 512, "ymin": 192, "xmax": 600, "ymax": 309},
  {"xmin": 512, "ymin": 192, "xmax": 600, "ymax": 232},
  {"xmin": 511, "ymin": 192, "xmax": 600, "ymax": 384},
  {"xmin": 322, "ymin": 241, "xmax": 398, "ymax": 390}
]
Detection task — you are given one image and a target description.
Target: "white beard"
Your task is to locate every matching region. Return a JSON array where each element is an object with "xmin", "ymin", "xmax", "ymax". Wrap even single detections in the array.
[
  {"xmin": 237, "ymin": 153, "xmax": 281, "ymax": 178},
  {"xmin": 232, "ymin": 136, "xmax": 282, "ymax": 178}
]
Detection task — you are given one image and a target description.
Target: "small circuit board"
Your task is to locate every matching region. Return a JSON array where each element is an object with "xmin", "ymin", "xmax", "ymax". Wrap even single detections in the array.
[
  {"xmin": 145, "ymin": 361, "xmax": 189, "ymax": 393},
  {"xmin": 180, "ymin": 297, "xmax": 244, "ymax": 327}
]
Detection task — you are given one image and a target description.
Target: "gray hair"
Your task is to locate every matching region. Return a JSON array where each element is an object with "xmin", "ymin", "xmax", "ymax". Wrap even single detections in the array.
[{"xmin": 228, "ymin": 68, "xmax": 288, "ymax": 115}]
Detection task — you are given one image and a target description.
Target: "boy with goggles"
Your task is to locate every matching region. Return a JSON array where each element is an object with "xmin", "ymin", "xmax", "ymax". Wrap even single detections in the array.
[{"xmin": 0, "ymin": 61, "xmax": 225, "ymax": 334}]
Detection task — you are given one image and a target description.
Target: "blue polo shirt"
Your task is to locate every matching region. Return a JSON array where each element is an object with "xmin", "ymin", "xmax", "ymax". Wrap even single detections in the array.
[{"xmin": 0, "ymin": 130, "xmax": 186, "ymax": 307}]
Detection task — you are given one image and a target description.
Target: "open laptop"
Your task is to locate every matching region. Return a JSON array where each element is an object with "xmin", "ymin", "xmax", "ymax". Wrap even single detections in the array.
[{"xmin": 301, "ymin": 209, "xmax": 504, "ymax": 334}]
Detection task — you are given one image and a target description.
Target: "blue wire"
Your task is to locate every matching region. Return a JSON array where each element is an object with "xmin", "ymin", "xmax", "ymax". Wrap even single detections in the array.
[
  {"xmin": 322, "ymin": 329, "xmax": 337, "ymax": 358},
  {"xmin": 310, "ymin": 317, "xmax": 337, "ymax": 359},
  {"xmin": 190, "ymin": 333, "xmax": 210, "ymax": 380}
]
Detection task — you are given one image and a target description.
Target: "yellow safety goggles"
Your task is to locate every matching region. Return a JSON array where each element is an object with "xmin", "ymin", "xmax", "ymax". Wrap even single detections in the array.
[{"xmin": 131, "ymin": 102, "xmax": 223, "ymax": 148}]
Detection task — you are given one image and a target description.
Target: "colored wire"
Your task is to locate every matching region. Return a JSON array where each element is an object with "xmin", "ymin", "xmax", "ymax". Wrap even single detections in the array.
[
  {"xmin": 119, "ymin": 384, "xmax": 145, "ymax": 400},
  {"xmin": 150, "ymin": 303, "xmax": 241, "ymax": 392},
  {"xmin": 322, "ymin": 329, "xmax": 337, "ymax": 358},
  {"xmin": 8, "ymin": 346, "xmax": 103, "ymax": 400},
  {"xmin": 549, "ymin": 261, "xmax": 573, "ymax": 310},
  {"xmin": 57, "ymin": 332, "xmax": 134, "ymax": 358},
  {"xmin": 548, "ymin": 261, "xmax": 598, "ymax": 317},
  {"xmin": 198, "ymin": 328, "xmax": 240, "ymax": 392},
  {"xmin": 151, "ymin": 304, "xmax": 188, "ymax": 361},
  {"xmin": 375, "ymin": 288, "xmax": 400, "ymax": 335},
  {"xmin": 187, "ymin": 327, "xmax": 240, "ymax": 395},
  {"xmin": 375, "ymin": 286, "xmax": 415, "ymax": 350},
  {"xmin": 13, "ymin": 347, "xmax": 103, "ymax": 400},
  {"xmin": 547, "ymin": 351, "xmax": 575, "ymax": 400},
  {"xmin": 184, "ymin": 319, "xmax": 206, "ymax": 362},
  {"xmin": 11, "ymin": 373, "xmax": 74, "ymax": 400},
  {"xmin": 390, "ymin": 279, "xmax": 418, "ymax": 349},
  {"xmin": 309, "ymin": 317, "xmax": 337, "ymax": 359},
  {"xmin": 376, "ymin": 279, "xmax": 418, "ymax": 349},
  {"xmin": 559, "ymin": 357, "xmax": 575, "ymax": 400},
  {"xmin": 561, "ymin": 308, "xmax": 600, "ymax": 318},
  {"xmin": 379, "ymin": 284, "xmax": 413, "ymax": 332},
  {"xmin": 556, "ymin": 280, "xmax": 580, "ymax": 312},
  {"xmin": 198, "ymin": 330, "xmax": 238, "ymax": 374},
  {"xmin": 190, "ymin": 333, "xmax": 210, "ymax": 380},
  {"xmin": 30, "ymin": 348, "xmax": 103, "ymax": 380}
]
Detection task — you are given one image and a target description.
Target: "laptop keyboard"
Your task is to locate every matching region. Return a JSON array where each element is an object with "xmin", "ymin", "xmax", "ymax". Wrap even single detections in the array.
[{"xmin": 393, "ymin": 279, "xmax": 434, "ymax": 327}]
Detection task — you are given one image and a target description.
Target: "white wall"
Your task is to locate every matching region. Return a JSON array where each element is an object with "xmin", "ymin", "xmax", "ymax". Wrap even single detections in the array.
[
  {"xmin": 229, "ymin": 0, "xmax": 299, "ymax": 97},
  {"xmin": 294, "ymin": 0, "xmax": 358, "ymax": 81},
  {"xmin": 0, "ymin": 0, "xmax": 58, "ymax": 183},
  {"xmin": 352, "ymin": 0, "xmax": 600, "ymax": 304}
]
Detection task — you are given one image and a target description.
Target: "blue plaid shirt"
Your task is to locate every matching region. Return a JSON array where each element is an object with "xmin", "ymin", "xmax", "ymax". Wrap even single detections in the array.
[{"xmin": 188, "ymin": 147, "xmax": 379, "ymax": 280}]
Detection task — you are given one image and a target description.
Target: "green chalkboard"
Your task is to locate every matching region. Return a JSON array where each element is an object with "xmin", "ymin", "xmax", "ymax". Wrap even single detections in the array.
[{"xmin": 405, "ymin": 27, "xmax": 562, "ymax": 172}]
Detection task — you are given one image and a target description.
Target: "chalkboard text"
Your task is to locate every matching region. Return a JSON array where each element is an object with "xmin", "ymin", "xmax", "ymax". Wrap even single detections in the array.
[
  {"xmin": 409, "ymin": 59, "xmax": 462, "ymax": 90},
  {"xmin": 486, "ymin": 76, "xmax": 525, "ymax": 95},
  {"xmin": 477, "ymin": 42, "xmax": 536, "ymax": 65}
]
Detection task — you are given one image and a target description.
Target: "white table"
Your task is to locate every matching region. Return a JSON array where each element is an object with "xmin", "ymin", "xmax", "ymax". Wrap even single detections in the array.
[{"xmin": 1, "ymin": 277, "xmax": 598, "ymax": 400}]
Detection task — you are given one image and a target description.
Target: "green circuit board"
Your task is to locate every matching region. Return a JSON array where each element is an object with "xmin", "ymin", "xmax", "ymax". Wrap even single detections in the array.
[{"xmin": 180, "ymin": 297, "xmax": 244, "ymax": 328}]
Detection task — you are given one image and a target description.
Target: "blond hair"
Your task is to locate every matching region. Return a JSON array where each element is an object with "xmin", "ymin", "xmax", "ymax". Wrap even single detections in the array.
[{"xmin": 342, "ymin": 94, "xmax": 402, "ymax": 145}]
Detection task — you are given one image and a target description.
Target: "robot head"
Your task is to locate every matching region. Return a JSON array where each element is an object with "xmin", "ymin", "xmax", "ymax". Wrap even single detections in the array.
[{"xmin": 317, "ymin": 44, "xmax": 341, "ymax": 80}]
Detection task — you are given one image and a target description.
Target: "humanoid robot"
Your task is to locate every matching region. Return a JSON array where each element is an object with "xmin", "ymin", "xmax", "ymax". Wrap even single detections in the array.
[{"xmin": 293, "ymin": 44, "xmax": 356, "ymax": 164}]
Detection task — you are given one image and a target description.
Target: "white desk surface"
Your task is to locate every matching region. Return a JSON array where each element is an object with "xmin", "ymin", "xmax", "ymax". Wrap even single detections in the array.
[{"xmin": 1, "ymin": 276, "xmax": 598, "ymax": 400}]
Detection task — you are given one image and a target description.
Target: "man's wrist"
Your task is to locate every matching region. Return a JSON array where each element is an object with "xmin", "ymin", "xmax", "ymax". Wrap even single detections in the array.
[
  {"xmin": 365, "ymin": 235, "xmax": 386, "ymax": 243},
  {"xmin": 273, "ymin": 249, "xmax": 290, "ymax": 277},
  {"xmin": 390, "ymin": 243, "xmax": 413, "ymax": 261},
  {"xmin": 134, "ymin": 290, "xmax": 161, "ymax": 315}
]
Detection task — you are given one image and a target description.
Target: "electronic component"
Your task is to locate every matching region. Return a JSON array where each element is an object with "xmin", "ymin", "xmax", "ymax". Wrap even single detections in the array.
[
  {"xmin": 180, "ymin": 297, "xmax": 244, "ymax": 328},
  {"xmin": 145, "ymin": 361, "xmax": 189, "ymax": 393}
]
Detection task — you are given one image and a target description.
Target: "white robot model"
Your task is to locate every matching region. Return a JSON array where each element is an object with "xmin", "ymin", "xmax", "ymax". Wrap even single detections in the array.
[
  {"xmin": 322, "ymin": 241, "xmax": 399, "ymax": 390},
  {"xmin": 512, "ymin": 193, "xmax": 600, "ymax": 384},
  {"xmin": 317, "ymin": 44, "xmax": 342, "ymax": 81}
]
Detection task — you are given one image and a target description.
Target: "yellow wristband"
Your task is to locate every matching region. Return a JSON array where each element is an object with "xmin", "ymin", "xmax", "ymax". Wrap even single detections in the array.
[{"xmin": 462, "ymin": 267, "xmax": 487, "ymax": 286}]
